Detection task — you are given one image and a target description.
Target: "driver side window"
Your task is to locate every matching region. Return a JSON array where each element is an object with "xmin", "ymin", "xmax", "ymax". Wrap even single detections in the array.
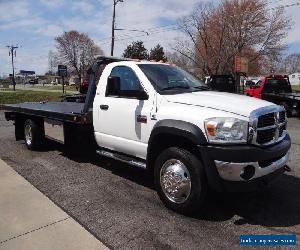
[{"xmin": 109, "ymin": 66, "xmax": 142, "ymax": 93}]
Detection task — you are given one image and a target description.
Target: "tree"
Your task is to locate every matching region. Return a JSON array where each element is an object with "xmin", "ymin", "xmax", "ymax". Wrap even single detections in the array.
[
  {"xmin": 166, "ymin": 52, "xmax": 195, "ymax": 72},
  {"xmin": 123, "ymin": 41, "xmax": 148, "ymax": 60},
  {"xmin": 55, "ymin": 31, "xmax": 103, "ymax": 84},
  {"xmin": 176, "ymin": 0, "xmax": 291, "ymax": 77},
  {"xmin": 48, "ymin": 50, "xmax": 59, "ymax": 75},
  {"xmin": 149, "ymin": 44, "xmax": 167, "ymax": 62},
  {"xmin": 283, "ymin": 53, "xmax": 300, "ymax": 74}
]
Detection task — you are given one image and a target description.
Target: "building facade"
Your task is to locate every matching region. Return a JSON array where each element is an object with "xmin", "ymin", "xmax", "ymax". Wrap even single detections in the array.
[{"xmin": 289, "ymin": 73, "xmax": 300, "ymax": 85}]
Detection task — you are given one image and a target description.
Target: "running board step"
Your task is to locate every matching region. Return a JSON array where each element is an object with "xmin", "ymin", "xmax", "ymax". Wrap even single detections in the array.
[{"xmin": 96, "ymin": 149, "xmax": 146, "ymax": 169}]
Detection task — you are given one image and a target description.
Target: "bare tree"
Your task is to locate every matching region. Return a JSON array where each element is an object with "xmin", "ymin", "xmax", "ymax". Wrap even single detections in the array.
[
  {"xmin": 166, "ymin": 51, "xmax": 196, "ymax": 73},
  {"xmin": 283, "ymin": 53, "xmax": 300, "ymax": 74},
  {"xmin": 176, "ymin": 0, "xmax": 291, "ymax": 77},
  {"xmin": 55, "ymin": 31, "xmax": 103, "ymax": 83},
  {"xmin": 48, "ymin": 50, "xmax": 59, "ymax": 75}
]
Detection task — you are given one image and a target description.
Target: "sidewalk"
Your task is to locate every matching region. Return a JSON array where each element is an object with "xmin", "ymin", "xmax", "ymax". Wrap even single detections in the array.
[{"xmin": 0, "ymin": 159, "xmax": 108, "ymax": 250}]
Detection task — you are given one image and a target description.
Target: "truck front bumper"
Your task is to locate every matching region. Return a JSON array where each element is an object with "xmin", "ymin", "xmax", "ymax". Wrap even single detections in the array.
[
  {"xmin": 198, "ymin": 134, "xmax": 291, "ymax": 192},
  {"xmin": 214, "ymin": 153, "xmax": 289, "ymax": 182}
]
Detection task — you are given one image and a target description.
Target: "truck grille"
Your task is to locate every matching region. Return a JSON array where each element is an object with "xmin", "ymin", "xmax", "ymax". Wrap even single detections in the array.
[
  {"xmin": 257, "ymin": 113, "xmax": 275, "ymax": 128},
  {"xmin": 257, "ymin": 128, "xmax": 276, "ymax": 144},
  {"xmin": 254, "ymin": 110, "xmax": 287, "ymax": 146}
]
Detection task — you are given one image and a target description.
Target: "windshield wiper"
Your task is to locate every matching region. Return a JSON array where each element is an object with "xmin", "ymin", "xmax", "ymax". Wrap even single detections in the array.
[
  {"xmin": 161, "ymin": 86, "xmax": 190, "ymax": 91},
  {"xmin": 193, "ymin": 86, "xmax": 210, "ymax": 90}
]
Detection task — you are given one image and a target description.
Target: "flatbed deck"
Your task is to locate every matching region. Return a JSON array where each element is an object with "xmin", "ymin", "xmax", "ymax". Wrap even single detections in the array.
[{"xmin": 0, "ymin": 102, "xmax": 89, "ymax": 123}]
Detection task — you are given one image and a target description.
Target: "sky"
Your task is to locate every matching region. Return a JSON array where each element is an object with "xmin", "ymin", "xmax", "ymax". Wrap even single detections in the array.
[{"xmin": 0, "ymin": 0, "xmax": 300, "ymax": 76}]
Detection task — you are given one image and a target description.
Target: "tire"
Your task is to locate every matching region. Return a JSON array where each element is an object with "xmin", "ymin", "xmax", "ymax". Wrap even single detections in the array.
[
  {"xmin": 280, "ymin": 102, "xmax": 292, "ymax": 117},
  {"xmin": 154, "ymin": 147, "xmax": 207, "ymax": 215},
  {"xmin": 24, "ymin": 119, "xmax": 43, "ymax": 150},
  {"xmin": 297, "ymin": 109, "xmax": 300, "ymax": 119}
]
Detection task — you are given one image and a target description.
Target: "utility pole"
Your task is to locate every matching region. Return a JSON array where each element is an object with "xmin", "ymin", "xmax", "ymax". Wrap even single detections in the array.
[
  {"xmin": 111, "ymin": 0, "xmax": 123, "ymax": 56},
  {"xmin": 6, "ymin": 45, "xmax": 18, "ymax": 91}
]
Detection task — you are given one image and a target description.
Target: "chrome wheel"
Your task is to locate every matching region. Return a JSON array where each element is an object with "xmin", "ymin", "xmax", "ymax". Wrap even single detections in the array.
[
  {"xmin": 160, "ymin": 159, "xmax": 191, "ymax": 204},
  {"xmin": 25, "ymin": 124, "xmax": 32, "ymax": 146}
]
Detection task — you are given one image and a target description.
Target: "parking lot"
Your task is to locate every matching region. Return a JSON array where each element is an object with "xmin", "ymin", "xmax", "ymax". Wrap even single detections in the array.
[{"xmin": 0, "ymin": 111, "xmax": 299, "ymax": 249}]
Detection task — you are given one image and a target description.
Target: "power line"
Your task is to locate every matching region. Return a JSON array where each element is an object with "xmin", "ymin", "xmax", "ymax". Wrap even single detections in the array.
[
  {"xmin": 271, "ymin": 2, "xmax": 300, "ymax": 10},
  {"xmin": 99, "ymin": 1, "xmax": 300, "ymax": 49},
  {"xmin": 99, "ymin": 23, "xmax": 178, "ymax": 42},
  {"xmin": 100, "ymin": 26, "xmax": 181, "ymax": 45}
]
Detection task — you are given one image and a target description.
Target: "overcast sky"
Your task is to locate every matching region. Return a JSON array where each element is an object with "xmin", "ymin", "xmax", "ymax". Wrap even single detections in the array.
[{"xmin": 0, "ymin": 0, "xmax": 300, "ymax": 75}]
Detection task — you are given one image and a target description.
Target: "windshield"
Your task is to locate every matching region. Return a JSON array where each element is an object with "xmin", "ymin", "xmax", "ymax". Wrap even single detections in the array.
[
  {"xmin": 263, "ymin": 78, "xmax": 292, "ymax": 93},
  {"xmin": 138, "ymin": 64, "xmax": 207, "ymax": 93}
]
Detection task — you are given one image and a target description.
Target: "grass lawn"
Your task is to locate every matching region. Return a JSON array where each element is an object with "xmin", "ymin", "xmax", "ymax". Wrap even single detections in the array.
[
  {"xmin": 0, "ymin": 90, "xmax": 63, "ymax": 104},
  {"xmin": 292, "ymin": 85, "xmax": 300, "ymax": 92},
  {"xmin": 37, "ymin": 85, "xmax": 77, "ymax": 91}
]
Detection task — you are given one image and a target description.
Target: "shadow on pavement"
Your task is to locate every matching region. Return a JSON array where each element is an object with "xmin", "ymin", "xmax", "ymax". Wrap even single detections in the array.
[
  {"xmin": 61, "ymin": 144, "xmax": 155, "ymax": 189},
  {"xmin": 192, "ymin": 174, "xmax": 300, "ymax": 228},
  {"xmin": 47, "ymin": 141, "xmax": 300, "ymax": 228}
]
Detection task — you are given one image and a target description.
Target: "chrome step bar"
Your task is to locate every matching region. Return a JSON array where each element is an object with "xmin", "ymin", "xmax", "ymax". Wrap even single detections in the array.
[{"xmin": 96, "ymin": 149, "xmax": 146, "ymax": 169}]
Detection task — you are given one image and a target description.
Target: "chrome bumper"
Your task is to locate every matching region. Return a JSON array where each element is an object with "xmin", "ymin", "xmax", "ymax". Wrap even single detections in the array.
[{"xmin": 215, "ymin": 153, "xmax": 289, "ymax": 181}]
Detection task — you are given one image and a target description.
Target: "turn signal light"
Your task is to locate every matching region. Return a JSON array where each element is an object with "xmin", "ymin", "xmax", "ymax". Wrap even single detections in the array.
[{"xmin": 207, "ymin": 123, "xmax": 216, "ymax": 136}]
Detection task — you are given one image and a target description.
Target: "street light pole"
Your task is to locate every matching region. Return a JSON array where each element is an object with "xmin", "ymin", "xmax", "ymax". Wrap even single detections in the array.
[{"xmin": 111, "ymin": 0, "xmax": 123, "ymax": 56}]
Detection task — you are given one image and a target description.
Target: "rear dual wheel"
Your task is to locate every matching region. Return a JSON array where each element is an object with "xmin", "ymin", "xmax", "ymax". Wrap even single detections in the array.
[{"xmin": 24, "ymin": 119, "xmax": 44, "ymax": 150}]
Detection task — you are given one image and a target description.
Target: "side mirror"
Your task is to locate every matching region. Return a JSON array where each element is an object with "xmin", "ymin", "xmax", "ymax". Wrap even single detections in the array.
[
  {"xmin": 137, "ymin": 91, "xmax": 149, "ymax": 100},
  {"xmin": 107, "ymin": 76, "xmax": 120, "ymax": 95},
  {"xmin": 250, "ymin": 85, "xmax": 258, "ymax": 89}
]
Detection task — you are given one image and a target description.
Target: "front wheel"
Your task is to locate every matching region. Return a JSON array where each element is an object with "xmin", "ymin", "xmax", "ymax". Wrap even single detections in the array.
[{"xmin": 154, "ymin": 147, "xmax": 207, "ymax": 215}]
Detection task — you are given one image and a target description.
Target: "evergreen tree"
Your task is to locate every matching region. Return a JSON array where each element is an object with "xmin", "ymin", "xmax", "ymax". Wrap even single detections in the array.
[
  {"xmin": 149, "ymin": 44, "xmax": 167, "ymax": 62},
  {"xmin": 122, "ymin": 41, "xmax": 148, "ymax": 60}
]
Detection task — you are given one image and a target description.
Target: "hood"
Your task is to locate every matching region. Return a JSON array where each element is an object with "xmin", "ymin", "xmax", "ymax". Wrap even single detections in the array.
[{"xmin": 164, "ymin": 91, "xmax": 273, "ymax": 117}]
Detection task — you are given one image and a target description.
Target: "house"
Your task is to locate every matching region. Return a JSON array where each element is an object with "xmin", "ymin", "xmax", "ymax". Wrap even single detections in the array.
[{"xmin": 289, "ymin": 73, "xmax": 300, "ymax": 85}]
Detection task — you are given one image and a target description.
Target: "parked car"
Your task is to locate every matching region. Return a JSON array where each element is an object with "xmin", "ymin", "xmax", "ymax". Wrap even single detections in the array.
[
  {"xmin": 246, "ymin": 75, "xmax": 300, "ymax": 117},
  {"xmin": 28, "ymin": 79, "xmax": 38, "ymax": 85},
  {"xmin": 1, "ymin": 56, "xmax": 291, "ymax": 215}
]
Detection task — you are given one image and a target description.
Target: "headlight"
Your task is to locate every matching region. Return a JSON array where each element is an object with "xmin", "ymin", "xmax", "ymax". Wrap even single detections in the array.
[{"xmin": 204, "ymin": 117, "xmax": 248, "ymax": 144}]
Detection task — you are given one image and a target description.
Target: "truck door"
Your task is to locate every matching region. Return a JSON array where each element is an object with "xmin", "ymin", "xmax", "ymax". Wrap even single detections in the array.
[{"xmin": 94, "ymin": 65, "xmax": 152, "ymax": 159}]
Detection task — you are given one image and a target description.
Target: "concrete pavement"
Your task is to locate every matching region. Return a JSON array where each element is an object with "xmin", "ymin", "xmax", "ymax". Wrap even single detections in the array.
[{"xmin": 0, "ymin": 158, "xmax": 108, "ymax": 250}]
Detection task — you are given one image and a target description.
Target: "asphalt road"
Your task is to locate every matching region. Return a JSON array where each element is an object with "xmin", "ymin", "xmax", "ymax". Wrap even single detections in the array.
[{"xmin": 0, "ymin": 111, "xmax": 299, "ymax": 249}]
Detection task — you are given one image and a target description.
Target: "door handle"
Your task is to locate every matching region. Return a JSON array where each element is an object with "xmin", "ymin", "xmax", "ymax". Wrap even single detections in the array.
[{"xmin": 100, "ymin": 105, "xmax": 109, "ymax": 110}]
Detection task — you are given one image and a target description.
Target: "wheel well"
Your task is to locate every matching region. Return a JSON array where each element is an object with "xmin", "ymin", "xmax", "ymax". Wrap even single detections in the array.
[{"xmin": 147, "ymin": 133, "xmax": 201, "ymax": 172}]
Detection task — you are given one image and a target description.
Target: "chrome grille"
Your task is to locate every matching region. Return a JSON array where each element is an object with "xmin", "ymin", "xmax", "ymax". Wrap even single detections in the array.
[
  {"xmin": 257, "ymin": 113, "xmax": 275, "ymax": 128},
  {"xmin": 257, "ymin": 128, "xmax": 276, "ymax": 144},
  {"xmin": 249, "ymin": 106, "xmax": 287, "ymax": 146},
  {"xmin": 279, "ymin": 111, "xmax": 286, "ymax": 123}
]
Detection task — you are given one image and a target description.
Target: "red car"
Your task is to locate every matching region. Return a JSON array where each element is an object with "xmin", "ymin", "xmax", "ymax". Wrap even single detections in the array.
[{"xmin": 246, "ymin": 75, "xmax": 291, "ymax": 99}]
